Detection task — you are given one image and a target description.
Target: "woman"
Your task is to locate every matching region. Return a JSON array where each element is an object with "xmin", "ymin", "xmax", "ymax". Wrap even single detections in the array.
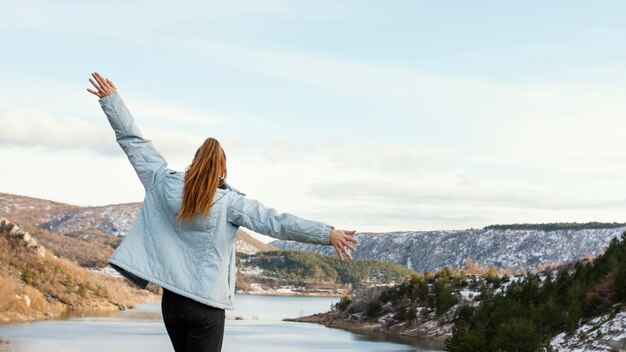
[{"xmin": 87, "ymin": 72, "xmax": 358, "ymax": 352}]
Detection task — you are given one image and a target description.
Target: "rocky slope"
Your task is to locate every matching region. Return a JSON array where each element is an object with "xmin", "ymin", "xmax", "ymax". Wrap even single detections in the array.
[
  {"xmin": 236, "ymin": 227, "xmax": 276, "ymax": 254},
  {"xmin": 272, "ymin": 227, "xmax": 625, "ymax": 272},
  {"xmin": 551, "ymin": 308, "xmax": 626, "ymax": 351},
  {"xmin": 289, "ymin": 285, "xmax": 452, "ymax": 346},
  {"xmin": 0, "ymin": 218, "xmax": 153, "ymax": 323}
]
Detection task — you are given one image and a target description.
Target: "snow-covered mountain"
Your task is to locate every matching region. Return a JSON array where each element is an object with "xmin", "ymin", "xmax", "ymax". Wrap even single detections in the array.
[
  {"xmin": 42, "ymin": 203, "xmax": 142, "ymax": 237},
  {"xmin": 271, "ymin": 227, "xmax": 626, "ymax": 272}
]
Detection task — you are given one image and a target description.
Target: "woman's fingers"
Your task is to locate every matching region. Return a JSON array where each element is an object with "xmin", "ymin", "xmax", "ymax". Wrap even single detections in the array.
[
  {"xmin": 93, "ymin": 72, "xmax": 107, "ymax": 89},
  {"xmin": 339, "ymin": 230, "xmax": 358, "ymax": 243},
  {"xmin": 86, "ymin": 88, "xmax": 101, "ymax": 97},
  {"xmin": 339, "ymin": 238, "xmax": 357, "ymax": 254},
  {"xmin": 92, "ymin": 73, "xmax": 104, "ymax": 88},
  {"xmin": 345, "ymin": 235, "xmax": 359, "ymax": 243},
  {"xmin": 339, "ymin": 236, "xmax": 357, "ymax": 250},
  {"xmin": 89, "ymin": 78, "xmax": 101, "ymax": 91},
  {"xmin": 93, "ymin": 72, "xmax": 113, "ymax": 95},
  {"xmin": 342, "ymin": 247, "xmax": 353, "ymax": 260},
  {"xmin": 106, "ymin": 78, "xmax": 116, "ymax": 89},
  {"xmin": 329, "ymin": 228, "xmax": 358, "ymax": 261},
  {"xmin": 87, "ymin": 72, "xmax": 117, "ymax": 98},
  {"xmin": 334, "ymin": 245, "xmax": 344, "ymax": 261},
  {"xmin": 338, "ymin": 239, "xmax": 356, "ymax": 259},
  {"xmin": 97, "ymin": 72, "xmax": 112, "ymax": 90},
  {"xmin": 88, "ymin": 72, "xmax": 117, "ymax": 98}
]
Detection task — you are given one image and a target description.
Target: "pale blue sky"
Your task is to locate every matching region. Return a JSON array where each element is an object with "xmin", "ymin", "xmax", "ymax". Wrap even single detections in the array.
[{"xmin": 2, "ymin": 1, "xmax": 626, "ymax": 232}]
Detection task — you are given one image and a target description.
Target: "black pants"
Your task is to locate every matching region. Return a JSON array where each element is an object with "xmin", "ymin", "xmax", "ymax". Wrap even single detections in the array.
[{"xmin": 161, "ymin": 287, "xmax": 225, "ymax": 352}]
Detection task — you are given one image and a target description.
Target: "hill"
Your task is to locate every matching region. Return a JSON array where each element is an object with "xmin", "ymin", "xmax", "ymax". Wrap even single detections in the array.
[
  {"xmin": 0, "ymin": 192, "xmax": 78, "ymax": 226},
  {"xmin": 292, "ymin": 233, "xmax": 626, "ymax": 351},
  {"xmin": 236, "ymin": 250, "xmax": 418, "ymax": 295},
  {"xmin": 0, "ymin": 218, "xmax": 152, "ymax": 323}
]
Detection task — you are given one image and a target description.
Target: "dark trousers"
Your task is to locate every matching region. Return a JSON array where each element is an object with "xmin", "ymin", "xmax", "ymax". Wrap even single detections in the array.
[{"xmin": 161, "ymin": 287, "xmax": 225, "ymax": 352}]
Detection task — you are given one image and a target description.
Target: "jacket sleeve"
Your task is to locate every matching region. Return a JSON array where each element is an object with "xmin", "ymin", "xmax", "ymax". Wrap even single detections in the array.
[
  {"xmin": 226, "ymin": 193, "xmax": 331, "ymax": 245},
  {"xmin": 99, "ymin": 92, "xmax": 168, "ymax": 191}
]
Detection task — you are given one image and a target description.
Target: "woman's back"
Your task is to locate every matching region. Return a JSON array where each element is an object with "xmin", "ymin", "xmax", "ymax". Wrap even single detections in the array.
[
  {"xmin": 109, "ymin": 165, "xmax": 238, "ymax": 309},
  {"xmin": 98, "ymin": 91, "xmax": 332, "ymax": 309}
]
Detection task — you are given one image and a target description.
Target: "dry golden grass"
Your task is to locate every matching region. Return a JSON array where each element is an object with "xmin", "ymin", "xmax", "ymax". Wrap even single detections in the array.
[
  {"xmin": 0, "ymin": 221, "xmax": 153, "ymax": 322},
  {"xmin": 25, "ymin": 225, "xmax": 119, "ymax": 268},
  {"xmin": 236, "ymin": 228, "xmax": 277, "ymax": 252}
]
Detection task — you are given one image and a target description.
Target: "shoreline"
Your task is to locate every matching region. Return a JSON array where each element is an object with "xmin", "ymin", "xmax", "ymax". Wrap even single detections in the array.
[
  {"xmin": 285, "ymin": 312, "xmax": 447, "ymax": 349},
  {"xmin": 237, "ymin": 291, "xmax": 343, "ymax": 297},
  {"xmin": 0, "ymin": 292, "xmax": 158, "ymax": 326}
]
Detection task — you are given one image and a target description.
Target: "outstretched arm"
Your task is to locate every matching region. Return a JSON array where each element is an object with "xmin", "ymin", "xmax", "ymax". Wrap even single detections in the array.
[
  {"xmin": 226, "ymin": 193, "xmax": 358, "ymax": 260},
  {"xmin": 87, "ymin": 72, "xmax": 167, "ymax": 191}
]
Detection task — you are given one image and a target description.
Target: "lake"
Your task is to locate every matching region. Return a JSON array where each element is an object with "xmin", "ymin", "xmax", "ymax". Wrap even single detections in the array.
[{"xmin": 0, "ymin": 294, "xmax": 444, "ymax": 352}]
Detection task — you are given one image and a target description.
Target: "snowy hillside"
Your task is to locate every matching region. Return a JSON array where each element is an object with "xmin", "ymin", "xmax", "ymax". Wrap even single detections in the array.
[
  {"xmin": 271, "ymin": 227, "xmax": 626, "ymax": 272},
  {"xmin": 41, "ymin": 203, "xmax": 142, "ymax": 237},
  {"xmin": 551, "ymin": 310, "xmax": 626, "ymax": 351}
]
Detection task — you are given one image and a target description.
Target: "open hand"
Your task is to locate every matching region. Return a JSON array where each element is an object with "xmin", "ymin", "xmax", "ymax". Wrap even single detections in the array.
[
  {"xmin": 330, "ymin": 228, "xmax": 358, "ymax": 261},
  {"xmin": 87, "ymin": 72, "xmax": 117, "ymax": 98}
]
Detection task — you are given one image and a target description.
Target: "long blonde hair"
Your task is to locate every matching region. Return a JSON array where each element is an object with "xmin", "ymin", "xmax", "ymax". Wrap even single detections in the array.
[{"xmin": 177, "ymin": 138, "xmax": 227, "ymax": 225}]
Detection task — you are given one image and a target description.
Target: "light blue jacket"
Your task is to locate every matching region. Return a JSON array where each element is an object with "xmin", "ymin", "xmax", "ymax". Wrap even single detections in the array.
[{"xmin": 99, "ymin": 92, "xmax": 332, "ymax": 310}]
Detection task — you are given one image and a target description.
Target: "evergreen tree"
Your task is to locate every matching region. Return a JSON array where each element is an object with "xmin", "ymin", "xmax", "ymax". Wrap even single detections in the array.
[{"xmin": 445, "ymin": 232, "xmax": 626, "ymax": 351}]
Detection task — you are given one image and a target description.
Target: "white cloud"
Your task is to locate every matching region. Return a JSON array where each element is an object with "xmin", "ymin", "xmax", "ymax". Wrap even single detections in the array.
[
  {"xmin": 0, "ymin": 107, "xmax": 207, "ymax": 160},
  {"xmin": 0, "ymin": 108, "xmax": 115, "ymax": 154},
  {"xmin": 329, "ymin": 144, "xmax": 448, "ymax": 176}
]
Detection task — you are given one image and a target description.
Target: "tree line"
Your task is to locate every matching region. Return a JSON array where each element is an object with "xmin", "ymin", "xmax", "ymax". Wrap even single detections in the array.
[
  {"xmin": 484, "ymin": 222, "xmax": 626, "ymax": 232},
  {"xmin": 237, "ymin": 250, "xmax": 418, "ymax": 288}
]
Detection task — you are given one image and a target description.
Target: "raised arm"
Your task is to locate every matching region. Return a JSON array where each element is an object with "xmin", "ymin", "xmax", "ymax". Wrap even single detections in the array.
[
  {"xmin": 226, "ymin": 192, "xmax": 358, "ymax": 260},
  {"xmin": 87, "ymin": 72, "xmax": 167, "ymax": 191}
]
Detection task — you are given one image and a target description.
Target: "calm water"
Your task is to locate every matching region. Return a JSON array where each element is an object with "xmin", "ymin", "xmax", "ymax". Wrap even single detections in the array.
[{"xmin": 0, "ymin": 294, "xmax": 444, "ymax": 352}]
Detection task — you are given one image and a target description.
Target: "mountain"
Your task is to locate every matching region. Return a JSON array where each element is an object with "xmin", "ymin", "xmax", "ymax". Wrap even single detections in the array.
[{"xmin": 272, "ymin": 225, "xmax": 625, "ymax": 272}]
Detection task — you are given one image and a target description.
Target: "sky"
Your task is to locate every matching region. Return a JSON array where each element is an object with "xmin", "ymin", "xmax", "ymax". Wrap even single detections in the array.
[{"xmin": 2, "ymin": 0, "xmax": 626, "ymax": 234}]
